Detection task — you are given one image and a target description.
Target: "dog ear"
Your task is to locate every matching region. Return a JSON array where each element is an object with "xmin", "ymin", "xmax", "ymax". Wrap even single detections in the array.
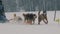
[{"xmin": 23, "ymin": 13, "xmax": 26, "ymax": 16}]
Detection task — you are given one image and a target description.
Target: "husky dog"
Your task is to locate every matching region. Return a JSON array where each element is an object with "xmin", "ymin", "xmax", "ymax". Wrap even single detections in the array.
[
  {"xmin": 9, "ymin": 14, "xmax": 22, "ymax": 23},
  {"xmin": 38, "ymin": 11, "xmax": 48, "ymax": 24},
  {"xmin": 23, "ymin": 13, "xmax": 37, "ymax": 24}
]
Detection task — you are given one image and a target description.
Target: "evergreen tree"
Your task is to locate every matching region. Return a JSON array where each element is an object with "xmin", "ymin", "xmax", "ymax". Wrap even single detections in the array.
[{"xmin": 0, "ymin": 0, "xmax": 7, "ymax": 23}]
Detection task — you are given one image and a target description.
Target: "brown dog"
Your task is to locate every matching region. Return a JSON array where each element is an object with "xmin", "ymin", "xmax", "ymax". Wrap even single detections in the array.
[
  {"xmin": 38, "ymin": 11, "xmax": 48, "ymax": 24},
  {"xmin": 23, "ymin": 13, "xmax": 37, "ymax": 24}
]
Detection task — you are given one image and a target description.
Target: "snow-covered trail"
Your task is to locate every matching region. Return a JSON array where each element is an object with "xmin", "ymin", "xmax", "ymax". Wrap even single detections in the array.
[
  {"xmin": 0, "ymin": 11, "xmax": 60, "ymax": 34},
  {"xmin": 0, "ymin": 23, "xmax": 60, "ymax": 34}
]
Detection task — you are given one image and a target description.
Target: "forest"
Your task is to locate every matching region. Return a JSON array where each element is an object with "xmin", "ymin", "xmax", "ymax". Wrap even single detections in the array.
[{"xmin": 2, "ymin": 0, "xmax": 60, "ymax": 12}]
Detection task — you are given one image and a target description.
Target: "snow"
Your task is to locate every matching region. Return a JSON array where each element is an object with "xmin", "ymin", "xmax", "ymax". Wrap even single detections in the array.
[{"xmin": 0, "ymin": 11, "xmax": 60, "ymax": 34}]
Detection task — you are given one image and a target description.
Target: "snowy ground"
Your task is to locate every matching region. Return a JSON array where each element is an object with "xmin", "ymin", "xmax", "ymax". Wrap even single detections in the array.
[{"xmin": 0, "ymin": 11, "xmax": 60, "ymax": 34}]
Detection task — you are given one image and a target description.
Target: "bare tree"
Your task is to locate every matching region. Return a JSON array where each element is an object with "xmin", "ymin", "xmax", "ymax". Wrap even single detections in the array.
[{"xmin": 54, "ymin": 0, "xmax": 57, "ymax": 21}]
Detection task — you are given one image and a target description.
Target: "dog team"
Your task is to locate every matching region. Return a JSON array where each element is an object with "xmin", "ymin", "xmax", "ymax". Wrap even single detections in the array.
[{"xmin": 8, "ymin": 11, "xmax": 48, "ymax": 25}]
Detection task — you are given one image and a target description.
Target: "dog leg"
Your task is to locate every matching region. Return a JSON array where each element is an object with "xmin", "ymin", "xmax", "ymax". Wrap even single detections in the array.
[
  {"xmin": 32, "ymin": 19, "xmax": 35, "ymax": 24},
  {"xmin": 42, "ymin": 14, "xmax": 48, "ymax": 24},
  {"xmin": 43, "ymin": 19, "xmax": 48, "ymax": 24},
  {"xmin": 26, "ymin": 20, "xmax": 32, "ymax": 25},
  {"xmin": 44, "ymin": 16, "xmax": 48, "ymax": 24},
  {"xmin": 38, "ymin": 19, "xmax": 41, "ymax": 25}
]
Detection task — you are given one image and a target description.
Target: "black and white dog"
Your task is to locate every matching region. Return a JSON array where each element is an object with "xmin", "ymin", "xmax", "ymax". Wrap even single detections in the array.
[{"xmin": 23, "ymin": 13, "xmax": 37, "ymax": 24}]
